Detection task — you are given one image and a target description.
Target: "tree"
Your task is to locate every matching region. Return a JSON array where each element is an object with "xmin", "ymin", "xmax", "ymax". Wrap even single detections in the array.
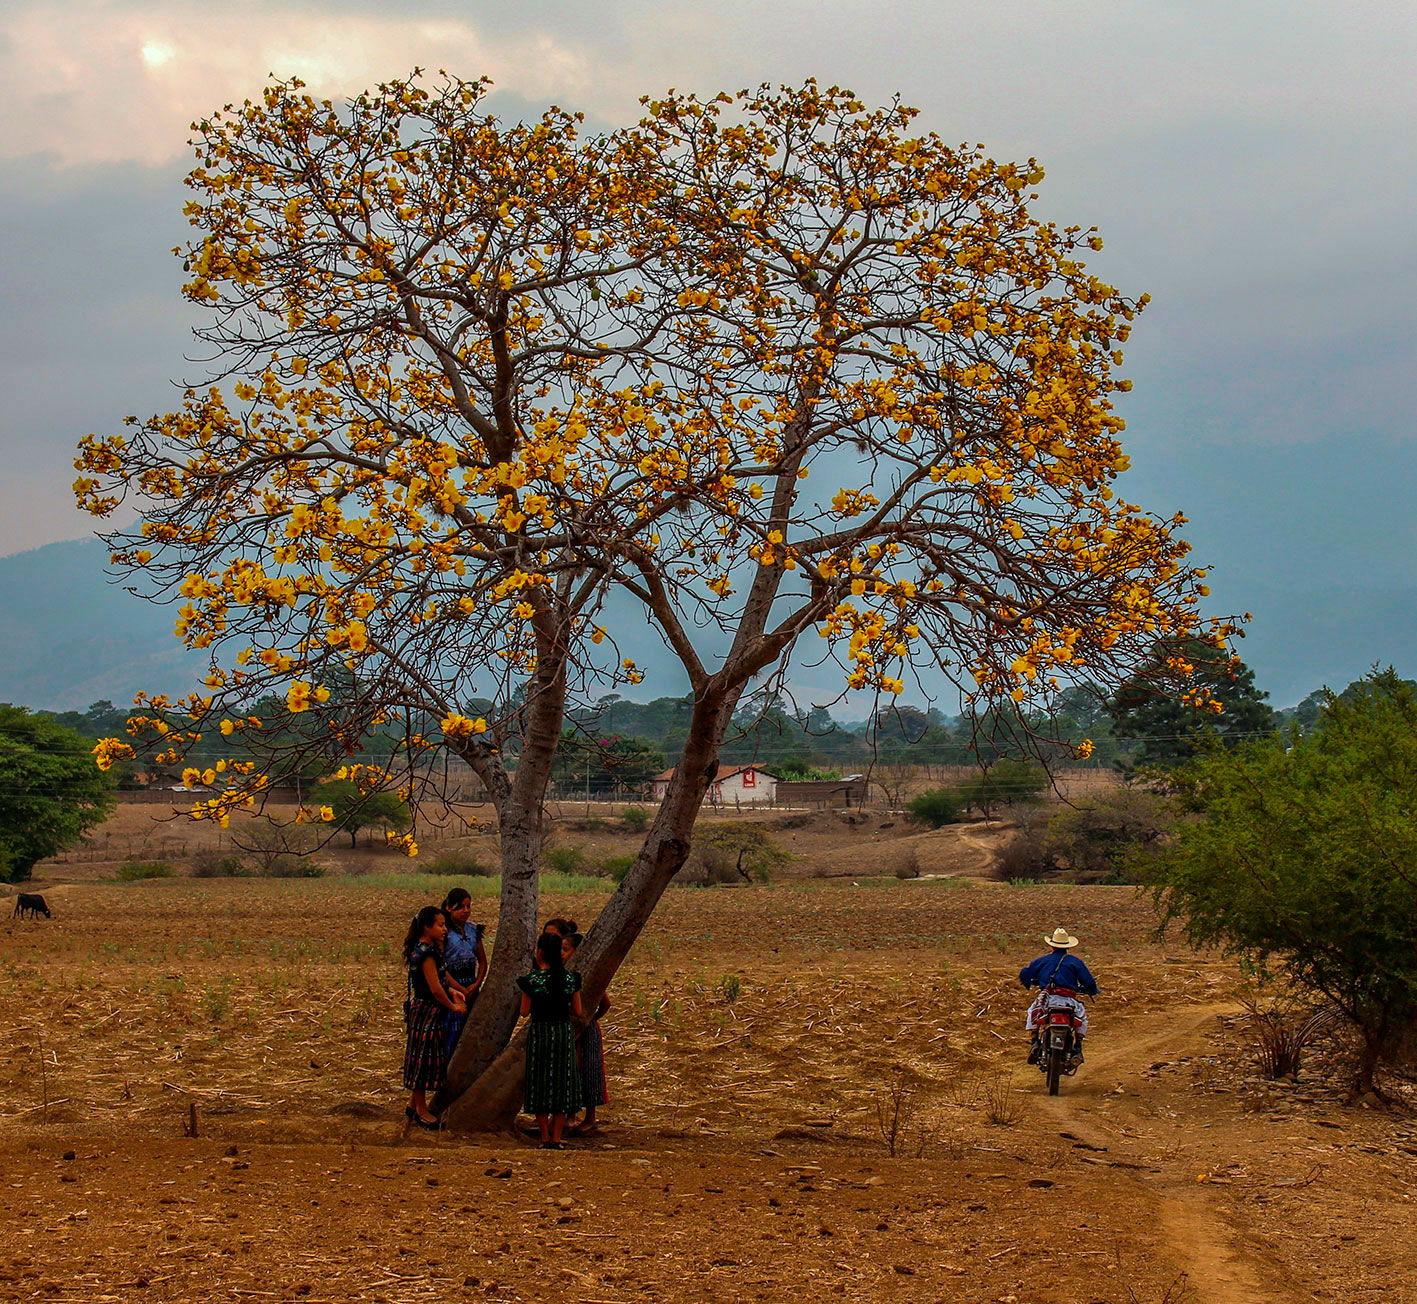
[
  {"xmin": 1148, "ymin": 670, "xmax": 1417, "ymax": 1096},
  {"xmin": 1110, "ymin": 638, "xmax": 1275, "ymax": 768},
  {"xmin": 76, "ymin": 76, "xmax": 1219, "ymax": 1127},
  {"xmin": 1042, "ymin": 785, "xmax": 1171, "ymax": 882},
  {"xmin": 313, "ymin": 778, "xmax": 411, "ymax": 848},
  {"xmin": 551, "ymin": 730, "xmax": 665, "ymax": 795},
  {"xmin": 0, "ymin": 705, "xmax": 115, "ymax": 881},
  {"xmin": 961, "ymin": 757, "xmax": 1049, "ymax": 818}
]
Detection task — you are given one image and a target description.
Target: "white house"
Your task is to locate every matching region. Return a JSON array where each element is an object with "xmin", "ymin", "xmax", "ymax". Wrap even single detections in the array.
[{"xmin": 649, "ymin": 764, "xmax": 780, "ymax": 805}]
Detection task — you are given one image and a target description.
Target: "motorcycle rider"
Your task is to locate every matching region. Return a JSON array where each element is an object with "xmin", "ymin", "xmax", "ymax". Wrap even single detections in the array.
[{"xmin": 1020, "ymin": 927, "xmax": 1098, "ymax": 1065}]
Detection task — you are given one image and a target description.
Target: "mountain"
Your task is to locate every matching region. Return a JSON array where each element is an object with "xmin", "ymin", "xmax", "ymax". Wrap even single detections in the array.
[
  {"xmin": 0, "ymin": 537, "xmax": 207, "ymax": 712},
  {"xmin": 0, "ymin": 537, "xmax": 1411, "ymax": 716}
]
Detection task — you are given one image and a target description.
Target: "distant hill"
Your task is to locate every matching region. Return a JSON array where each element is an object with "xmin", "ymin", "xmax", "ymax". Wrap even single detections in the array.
[
  {"xmin": 0, "ymin": 537, "xmax": 1410, "ymax": 716},
  {"xmin": 0, "ymin": 537, "xmax": 206, "ymax": 712}
]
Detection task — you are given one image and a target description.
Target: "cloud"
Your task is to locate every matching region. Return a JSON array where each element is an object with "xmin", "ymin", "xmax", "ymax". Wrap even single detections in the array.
[{"xmin": 1, "ymin": 0, "xmax": 592, "ymax": 166}]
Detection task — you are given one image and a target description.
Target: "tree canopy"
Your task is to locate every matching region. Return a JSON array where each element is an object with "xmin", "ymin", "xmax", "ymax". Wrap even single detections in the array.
[
  {"xmin": 75, "ymin": 75, "xmax": 1223, "ymax": 1125},
  {"xmin": 0, "ymin": 705, "xmax": 115, "ymax": 881},
  {"xmin": 1149, "ymin": 669, "xmax": 1417, "ymax": 1093},
  {"xmin": 1110, "ymin": 638, "xmax": 1274, "ymax": 768}
]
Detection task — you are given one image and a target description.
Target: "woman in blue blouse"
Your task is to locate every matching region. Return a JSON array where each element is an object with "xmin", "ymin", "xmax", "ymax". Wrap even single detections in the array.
[{"xmin": 441, "ymin": 888, "xmax": 487, "ymax": 1057}]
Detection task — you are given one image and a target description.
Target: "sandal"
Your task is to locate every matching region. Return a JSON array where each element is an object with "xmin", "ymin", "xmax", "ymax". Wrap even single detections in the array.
[{"xmin": 414, "ymin": 1114, "xmax": 441, "ymax": 1130}]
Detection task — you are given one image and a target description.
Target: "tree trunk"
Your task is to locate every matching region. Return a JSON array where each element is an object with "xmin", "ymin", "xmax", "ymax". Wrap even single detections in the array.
[
  {"xmin": 1355, "ymin": 1028, "xmax": 1384, "ymax": 1100},
  {"xmin": 438, "ymin": 654, "xmax": 567, "ymax": 1107},
  {"xmin": 441, "ymin": 686, "xmax": 735, "ymax": 1131}
]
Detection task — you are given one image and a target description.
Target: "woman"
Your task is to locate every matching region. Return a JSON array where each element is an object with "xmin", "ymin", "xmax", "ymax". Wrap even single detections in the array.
[
  {"xmin": 516, "ymin": 930, "xmax": 583, "ymax": 1148},
  {"xmin": 402, "ymin": 905, "xmax": 465, "ymax": 1129},
  {"xmin": 562, "ymin": 932, "xmax": 610, "ymax": 1136},
  {"xmin": 441, "ymin": 888, "xmax": 488, "ymax": 1056}
]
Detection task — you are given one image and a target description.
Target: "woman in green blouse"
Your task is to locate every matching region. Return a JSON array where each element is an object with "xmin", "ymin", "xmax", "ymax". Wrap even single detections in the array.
[{"xmin": 516, "ymin": 931, "xmax": 584, "ymax": 1148}]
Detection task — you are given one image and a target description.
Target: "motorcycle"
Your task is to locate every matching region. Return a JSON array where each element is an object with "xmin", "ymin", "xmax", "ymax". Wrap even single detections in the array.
[{"xmin": 1032, "ymin": 995, "xmax": 1086, "ymax": 1095}]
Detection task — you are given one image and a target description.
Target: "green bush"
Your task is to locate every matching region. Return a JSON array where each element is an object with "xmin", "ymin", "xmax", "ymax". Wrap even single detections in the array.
[
  {"xmin": 117, "ymin": 859, "xmax": 178, "ymax": 881},
  {"xmin": 621, "ymin": 805, "xmax": 650, "ymax": 832},
  {"xmin": 679, "ymin": 823, "xmax": 789, "ymax": 886},
  {"xmin": 426, "ymin": 849, "xmax": 495, "ymax": 877},
  {"xmin": 543, "ymin": 845, "xmax": 587, "ymax": 875},
  {"xmin": 600, "ymin": 854, "xmax": 636, "ymax": 883},
  {"xmin": 907, "ymin": 787, "xmax": 966, "ymax": 828}
]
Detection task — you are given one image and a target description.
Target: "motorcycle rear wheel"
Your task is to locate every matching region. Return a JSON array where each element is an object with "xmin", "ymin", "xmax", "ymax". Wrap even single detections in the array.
[{"xmin": 1046, "ymin": 1051, "xmax": 1063, "ymax": 1096}]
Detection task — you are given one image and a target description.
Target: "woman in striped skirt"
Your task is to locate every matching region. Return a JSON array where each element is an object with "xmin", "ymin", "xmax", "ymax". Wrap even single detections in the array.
[
  {"xmin": 402, "ymin": 906, "xmax": 465, "ymax": 1129},
  {"xmin": 516, "ymin": 931, "xmax": 583, "ymax": 1148},
  {"xmin": 562, "ymin": 932, "xmax": 610, "ymax": 1136}
]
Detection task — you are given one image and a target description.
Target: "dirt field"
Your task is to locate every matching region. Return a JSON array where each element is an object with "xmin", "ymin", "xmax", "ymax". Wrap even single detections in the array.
[{"xmin": 3, "ymin": 858, "xmax": 1415, "ymax": 1304}]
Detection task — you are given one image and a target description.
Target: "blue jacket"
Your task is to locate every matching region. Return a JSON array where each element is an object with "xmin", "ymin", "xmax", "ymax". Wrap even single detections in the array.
[{"xmin": 1019, "ymin": 951, "xmax": 1098, "ymax": 996}]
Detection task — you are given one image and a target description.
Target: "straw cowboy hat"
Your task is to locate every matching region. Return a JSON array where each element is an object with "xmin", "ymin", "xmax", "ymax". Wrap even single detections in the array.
[{"xmin": 1045, "ymin": 927, "xmax": 1079, "ymax": 949}]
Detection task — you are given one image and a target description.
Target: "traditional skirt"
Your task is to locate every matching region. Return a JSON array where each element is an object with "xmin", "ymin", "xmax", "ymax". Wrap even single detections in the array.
[
  {"xmin": 524, "ymin": 1019, "xmax": 582, "ymax": 1115},
  {"xmin": 404, "ymin": 997, "xmax": 448, "ymax": 1090},
  {"xmin": 444, "ymin": 987, "xmax": 478, "ymax": 1059},
  {"xmin": 578, "ymin": 1019, "xmax": 609, "ymax": 1108}
]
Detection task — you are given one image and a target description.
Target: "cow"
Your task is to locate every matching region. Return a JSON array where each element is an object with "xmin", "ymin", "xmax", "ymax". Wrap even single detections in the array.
[{"xmin": 13, "ymin": 893, "xmax": 51, "ymax": 919}]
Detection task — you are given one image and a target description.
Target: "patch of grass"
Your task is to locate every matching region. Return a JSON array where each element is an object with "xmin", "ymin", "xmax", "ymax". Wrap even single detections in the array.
[
  {"xmin": 116, "ymin": 859, "xmax": 178, "ymax": 881},
  {"xmin": 621, "ymin": 805, "xmax": 650, "ymax": 832},
  {"xmin": 335, "ymin": 870, "xmax": 608, "ymax": 894},
  {"xmin": 424, "ymin": 849, "xmax": 495, "ymax": 877}
]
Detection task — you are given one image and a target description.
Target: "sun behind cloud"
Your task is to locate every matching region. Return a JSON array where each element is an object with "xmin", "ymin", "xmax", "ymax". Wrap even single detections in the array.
[{"xmin": 3, "ymin": 0, "xmax": 592, "ymax": 165}]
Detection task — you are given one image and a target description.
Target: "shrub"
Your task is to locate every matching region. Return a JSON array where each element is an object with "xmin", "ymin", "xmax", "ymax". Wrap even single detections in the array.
[
  {"xmin": 907, "ymin": 786, "xmax": 966, "ymax": 828},
  {"xmin": 191, "ymin": 850, "xmax": 247, "ymax": 878},
  {"xmin": 1149, "ymin": 670, "xmax": 1417, "ymax": 1095},
  {"xmin": 678, "ymin": 823, "xmax": 790, "ymax": 886},
  {"xmin": 1237, "ymin": 972, "xmax": 1339, "ymax": 1080},
  {"xmin": 117, "ymin": 859, "xmax": 177, "ymax": 880},
  {"xmin": 233, "ymin": 822, "xmax": 318, "ymax": 875},
  {"xmin": 601, "ymin": 854, "xmax": 636, "ymax": 883},
  {"xmin": 1042, "ymin": 787, "xmax": 1170, "ymax": 884},
  {"xmin": 894, "ymin": 846, "xmax": 922, "ymax": 879},
  {"xmin": 264, "ymin": 854, "xmax": 326, "ymax": 878},
  {"xmin": 426, "ymin": 849, "xmax": 495, "ymax": 877},
  {"xmin": 994, "ymin": 830, "xmax": 1057, "ymax": 883},
  {"xmin": 543, "ymin": 845, "xmax": 587, "ymax": 875},
  {"xmin": 621, "ymin": 805, "xmax": 650, "ymax": 832}
]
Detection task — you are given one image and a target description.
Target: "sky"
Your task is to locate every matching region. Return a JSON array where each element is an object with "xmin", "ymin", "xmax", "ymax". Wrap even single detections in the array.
[{"xmin": 1, "ymin": 0, "xmax": 1414, "ymax": 704}]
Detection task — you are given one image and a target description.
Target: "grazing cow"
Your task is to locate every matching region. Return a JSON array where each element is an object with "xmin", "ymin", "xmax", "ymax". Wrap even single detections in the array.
[{"xmin": 13, "ymin": 893, "xmax": 51, "ymax": 919}]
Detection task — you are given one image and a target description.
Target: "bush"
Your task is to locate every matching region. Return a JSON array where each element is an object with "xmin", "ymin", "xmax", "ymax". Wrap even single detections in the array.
[
  {"xmin": 1042, "ymin": 786, "xmax": 1170, "ymax": 884},
  {"xmin": 543, "ymin": 845, "xmax": 587, "ymax": 875},
  {"xmin": 191, "ymin": 850, "xmax": 247, "ymax": 878},
  {"xmin": 678, "ymin": 823, "xmax": 789, "ymax": 886},
  {"xmin": 994, "ymin": 830, "xmax": 1057, "ymax": 883},
  {"xmin": 600, "ymin": 854, "xmax": 636, "ymax": 883},
  {"xmin": 621, "ymin": 805, "xmax": 650, "ymax": 832},
  {"xmin": 1149, "ymin": 670, "xmax": 1417, "ymax": 1095},
  {"xmin": 234, "ymin": 822, "xmax": 318, "ymax": 875},
  {"xmin": 894, "ymin": 846, "xmax": 922, "ymax": 879},
  {"xmin": 426, "ymin": 849, "xmax": 495, "ymax": 877},
  {"xmin": 117, "ymin": 859, "xmax": 177, "ymax": 881},
  {"xmin": 264, "ymin": 854, "xmax": 326, "ymax": 878},
  {"xmin": 907, "ymin": 786, "xmax": 966, "ymax": 828}
]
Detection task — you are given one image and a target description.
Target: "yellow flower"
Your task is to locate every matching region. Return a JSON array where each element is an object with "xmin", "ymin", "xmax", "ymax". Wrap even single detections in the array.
[
  {"xmin": 91, "ymin": 738, "xmax": 135, "ymax": 771},
  {"xmin": 319, "ymin": 805, "xmax": 335, "ymax": 822}
]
